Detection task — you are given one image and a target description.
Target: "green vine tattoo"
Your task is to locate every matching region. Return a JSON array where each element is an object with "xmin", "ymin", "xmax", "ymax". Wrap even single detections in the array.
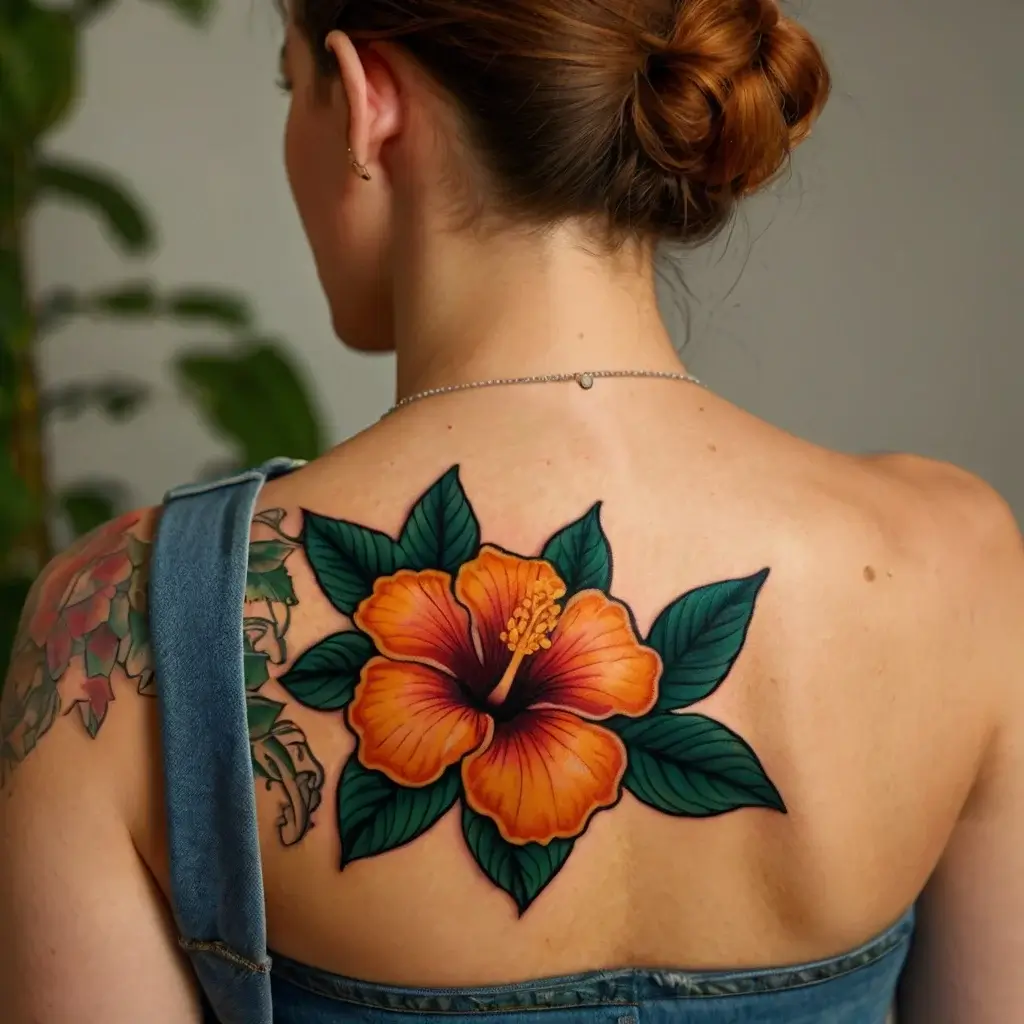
[
  {"xmin": 244, "ymin": 508, "xmax": 324, "ymax": 846},
  {"xmin": 1, "ymin": 513, "xmax": 153, "ymax": 788}
]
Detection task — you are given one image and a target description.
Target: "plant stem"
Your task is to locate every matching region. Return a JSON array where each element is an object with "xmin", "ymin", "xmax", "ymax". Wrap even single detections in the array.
[
  {"xmin": 11, "ymin": 347, "xmax": 52, "ymax": 569},
  {"xmin": 4, "ymin": 166, "xmax": 53, "ymax": 572}
]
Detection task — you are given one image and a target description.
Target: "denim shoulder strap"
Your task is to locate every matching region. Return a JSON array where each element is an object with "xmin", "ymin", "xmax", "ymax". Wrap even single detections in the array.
[{"xmin": 150, "ymin": 457, "xmax": 303, "ymax": 1024}]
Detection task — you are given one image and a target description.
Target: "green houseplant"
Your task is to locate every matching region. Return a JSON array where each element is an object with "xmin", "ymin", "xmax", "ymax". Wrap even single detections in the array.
[{"xmin": 1, "ymin": 0, "xmax": 325, "ymax": 672}]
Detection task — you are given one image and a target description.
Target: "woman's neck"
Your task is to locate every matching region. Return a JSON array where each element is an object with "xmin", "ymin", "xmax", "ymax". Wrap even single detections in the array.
[{"xmin": 391, "ymin": 219, "xmax": 686, "ymax": 403}]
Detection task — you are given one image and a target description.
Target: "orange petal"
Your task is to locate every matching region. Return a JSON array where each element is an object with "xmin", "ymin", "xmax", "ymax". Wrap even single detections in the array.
[
  {"xmin": 520, "ymin": 591, "xmax": 660, "ymax": 720},
  {"xmin": 354, "ymin": 570, "xmax": 482, "ymax": 683},
  {"xmin": 455, "ymin": 547, "xmax": 565, "ymax": 674},
  {"xmin": 462, "ymin": 708, "xmax": 626, "ymax": 844},
  {"xmin": 349, "ymin": 657, "xmax": 491, "ymax": 787}
]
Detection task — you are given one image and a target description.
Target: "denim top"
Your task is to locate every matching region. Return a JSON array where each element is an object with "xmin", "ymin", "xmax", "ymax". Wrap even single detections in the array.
[{"xmin": 150, "ymin": 458, "xmax": 915, "ymax": 1024}]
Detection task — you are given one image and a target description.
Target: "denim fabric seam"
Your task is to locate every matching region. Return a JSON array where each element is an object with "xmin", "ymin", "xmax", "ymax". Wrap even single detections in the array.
[
  {"xmin": 180, "ymin": 935, "xmax": 272, "ymax": 974},
  {"xmin": 163, "ymin": 457, "xmax": 306, "ymax": 503},
  {"xmin": 179, "ymin": 937, "xmax": 272, "ymax": 974},
  {"xmin": 638, "ymin": 921, "xmax": 912, "ymax": 1001},
  {"xmin": 676, "ymin": 932, "xmax": 909, "ymax": 999},
  {"xmin": 164, "ymin": 471, "xmax": 266, "ymax": 502},
  {"xmin": 269, "ymin": 954, "xmax": 642, "ymax": 1006},
  {"xmin": 272, "ymin": 970, "xmax": 638, "ymax": 1016},
  {"xmin": 268, "ymin": 917, "xmax": 910, "ymax": 1013}
]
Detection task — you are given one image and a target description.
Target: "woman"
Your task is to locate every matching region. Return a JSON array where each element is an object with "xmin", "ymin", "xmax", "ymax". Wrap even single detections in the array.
[{"xmin": 1, "ymin": 0, "xmax": 1021, "ymax": 1021}]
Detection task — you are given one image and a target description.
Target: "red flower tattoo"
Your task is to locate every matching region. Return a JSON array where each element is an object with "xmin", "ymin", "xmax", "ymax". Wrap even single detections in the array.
[{"xmin": 1, "ymin": 513, "xmax": 154, "ymax": 786}]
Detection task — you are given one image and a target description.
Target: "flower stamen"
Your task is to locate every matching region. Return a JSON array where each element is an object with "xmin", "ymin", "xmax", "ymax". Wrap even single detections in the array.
[{"xmin": 490, "ymin": 577, "xmax": 566, "ymax": 707}]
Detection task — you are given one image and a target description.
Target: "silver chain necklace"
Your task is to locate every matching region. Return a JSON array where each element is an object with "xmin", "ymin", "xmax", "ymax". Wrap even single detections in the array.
[{"xmin": 386, "ymin": 368, "xmax": 703, "ymax": 416}]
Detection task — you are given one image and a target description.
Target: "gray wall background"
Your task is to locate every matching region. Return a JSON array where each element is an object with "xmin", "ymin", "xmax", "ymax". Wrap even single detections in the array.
[{"xmin": 33, "ymin": 0, "xmax": 1024, "ymax": 517}]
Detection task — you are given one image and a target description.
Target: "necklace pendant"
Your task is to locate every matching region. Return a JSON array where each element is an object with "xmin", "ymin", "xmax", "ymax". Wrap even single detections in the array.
[{"xmin": 385, "ymin": 368, "xmax": 702, "ymax": 416}]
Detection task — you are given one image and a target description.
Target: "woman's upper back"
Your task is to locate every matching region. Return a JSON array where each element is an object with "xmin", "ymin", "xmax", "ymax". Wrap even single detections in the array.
[
  {"xmin": 233, "ymin": 386, "xmax": 1016, "ymax": 984},
  {"xmin": 3, "ymin": 383, "xmax": 1022, "ymax": 1023}
]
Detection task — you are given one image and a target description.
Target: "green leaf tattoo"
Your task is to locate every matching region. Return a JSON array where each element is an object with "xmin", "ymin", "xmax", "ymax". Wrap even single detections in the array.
[
  {"xmin": 247, "ymin": 539, "xmax": 295, "ymax": 574},
  {"xmin": 251, "ymin": 719, "xmax": 325, "ymax": 847},
  {"xmin": 338, "ymin": 757, "xmax": 461, "ymax": 867},
  {"xmin": 461, "ymin": 805, "xmax": 575, "ymax": 915},
  {"xmin": 647, "ymin": 569, "xmax": 770, "ymax": 711},
  {"xmin": 246, "ymin": 564, "xmax": 297, "ymax": 607},
  {"xmin": 399, "ymin": 466, "xmax": 481, "ymax": 574},
  {"xmin": 540, "ymin": 502, "xmax": 612, "ymax": 596},
  {"xmin": 615, "ymin": 714, "xmax": 785, "ymax": 816},
  {"xmin": 304, "ymin": 513, "xmax": 407, "ymax": 615},
  {"xmin": 243, "ymin": 635, "xmax": 272, "ymax": 691},
  {"xmin": 279, "ymin": 631, "xmax": 374, "ymax": 711},
  {"xmin": 246, "ymin": 695, "xmax": 286, "ymax": 739}
]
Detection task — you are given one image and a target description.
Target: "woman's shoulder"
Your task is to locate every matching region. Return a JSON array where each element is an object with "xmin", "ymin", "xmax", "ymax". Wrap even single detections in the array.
[
  {"xmin": 861, "ymin": 451, "xmax": 1014, "ymax": 518},
  {"xmin": 808, "ymin": 450, "xmax": 1024, "ymax": 722},
  {"xmin": 1, "ymin": 506, "xmax": 162, "ymax": 792},
  {"xmin": 850, "ymin": 452, "xmax": 1020, "ymax": 579}
]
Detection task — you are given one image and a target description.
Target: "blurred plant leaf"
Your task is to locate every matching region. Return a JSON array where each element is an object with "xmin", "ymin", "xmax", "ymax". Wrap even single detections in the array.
[
  {"xmin": 0, "ymin": 0, "xmax": 32, "ymax": 25},
  {"xmin": 33, "ymin": 286, "xmax": 78, "ymax": 334},
  {"xmin": 58, "ymin": 482, "xmax": 122, "ymax": 538},
  {"xmin": 36, "ymin": 159, "xmax": 154, "ymax": 253},
  {"xmin": 41, "ymin": 379, "xmax": 150, "ymax": 421},
  {"xmin": 91, "ymin": 281, "xmax": 160, "ymax": 315},
  {"xmin": 0, "ymin": 448, "xmax": 38, "ymax": 553},
  {"xmin": 0, "ymin": 339, "xmax": 14, "ymax": 426},
  {"xmin": 0, "ymin": 155, "xmax": 14, "ymax": 224},
  {"xmin": 0, "ymin": 247, "xmax": 30, "ymax": 342},
  {"xmin": 98, "ymin": 382, "xmax": 148, "ymax": 419},
  {"xmin": 0, "ymin": 575, "xmax": 33, "ymax": 678},
  {"xmin": 36, "ymin": 282, "xmax": 253, "ymax": 333},
  {"xmin": 0, "ymin": 146, "xmax": 30, "ymax": 224},
  {"xmin": 166, "ymin": 288, "xmax": 252, "ymax": 328},
  {"xmin": 35, "ymin": 281, "xmax": 162, "ymax": 332},
  {"xmin": 176, "ymin": 341, "xmax": 325, "ymax": 466},
  {"xmin": 0, "ymin": 6, "xmax": 77, "ymax": 142},
  {"xmin": 71, "ymin": 0, "xmax": 117, "ymax": 24},
  {"xmin": 146, "ymin": 0, "xmax": 216, "ymax": 26}
]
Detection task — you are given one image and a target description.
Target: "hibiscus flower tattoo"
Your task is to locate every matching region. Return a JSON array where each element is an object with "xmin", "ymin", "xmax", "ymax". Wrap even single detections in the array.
[
  {"xmin": 351, "ymin": 551, "xmax": 659, "ymax": 844},
  {"xmin": 277, "ymin": 466, "xmax": 785, "ymax": 914}
]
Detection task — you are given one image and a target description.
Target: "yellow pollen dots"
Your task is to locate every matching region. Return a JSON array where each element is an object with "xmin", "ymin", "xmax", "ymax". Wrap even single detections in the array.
[
  {"xmin": 499, "ymin": 578, "xmax": 566, "ymax": 656},
  {"xmin": 489, "ymin": 575, "xmax": 567, "ymax": 708}
]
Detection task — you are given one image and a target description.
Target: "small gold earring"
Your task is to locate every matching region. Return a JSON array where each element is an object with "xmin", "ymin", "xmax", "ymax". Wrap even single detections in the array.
[{"xmin": 348, "ymin": 147, "xmax": 372, "ymax": 181}]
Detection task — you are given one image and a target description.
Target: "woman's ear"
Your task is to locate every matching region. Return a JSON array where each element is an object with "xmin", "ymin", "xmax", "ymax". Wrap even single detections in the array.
[{"xmin": 323, "ymin": 32, "xmax": 402, "ymax": 174}]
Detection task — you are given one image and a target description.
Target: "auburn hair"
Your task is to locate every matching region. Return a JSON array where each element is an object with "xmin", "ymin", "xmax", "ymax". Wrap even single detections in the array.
[{"xmin": 294, "ymin": 0, "xmax": 830, "ymax": 244}]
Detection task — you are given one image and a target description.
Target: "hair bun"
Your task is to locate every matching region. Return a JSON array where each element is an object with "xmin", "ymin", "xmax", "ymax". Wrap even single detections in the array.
[
  {"xmin": 630, "ymin": 0, "xmax": 830, "ymax": 220},
  {"xmin": 305, "ymin": 0, "xmax": 830, "ymax": 245}
]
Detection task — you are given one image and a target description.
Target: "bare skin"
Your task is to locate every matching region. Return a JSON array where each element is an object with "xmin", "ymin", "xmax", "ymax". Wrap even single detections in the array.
[{"xmin": 2, "ymin": 15, "xmax": 1021, "ymax": 1024}]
